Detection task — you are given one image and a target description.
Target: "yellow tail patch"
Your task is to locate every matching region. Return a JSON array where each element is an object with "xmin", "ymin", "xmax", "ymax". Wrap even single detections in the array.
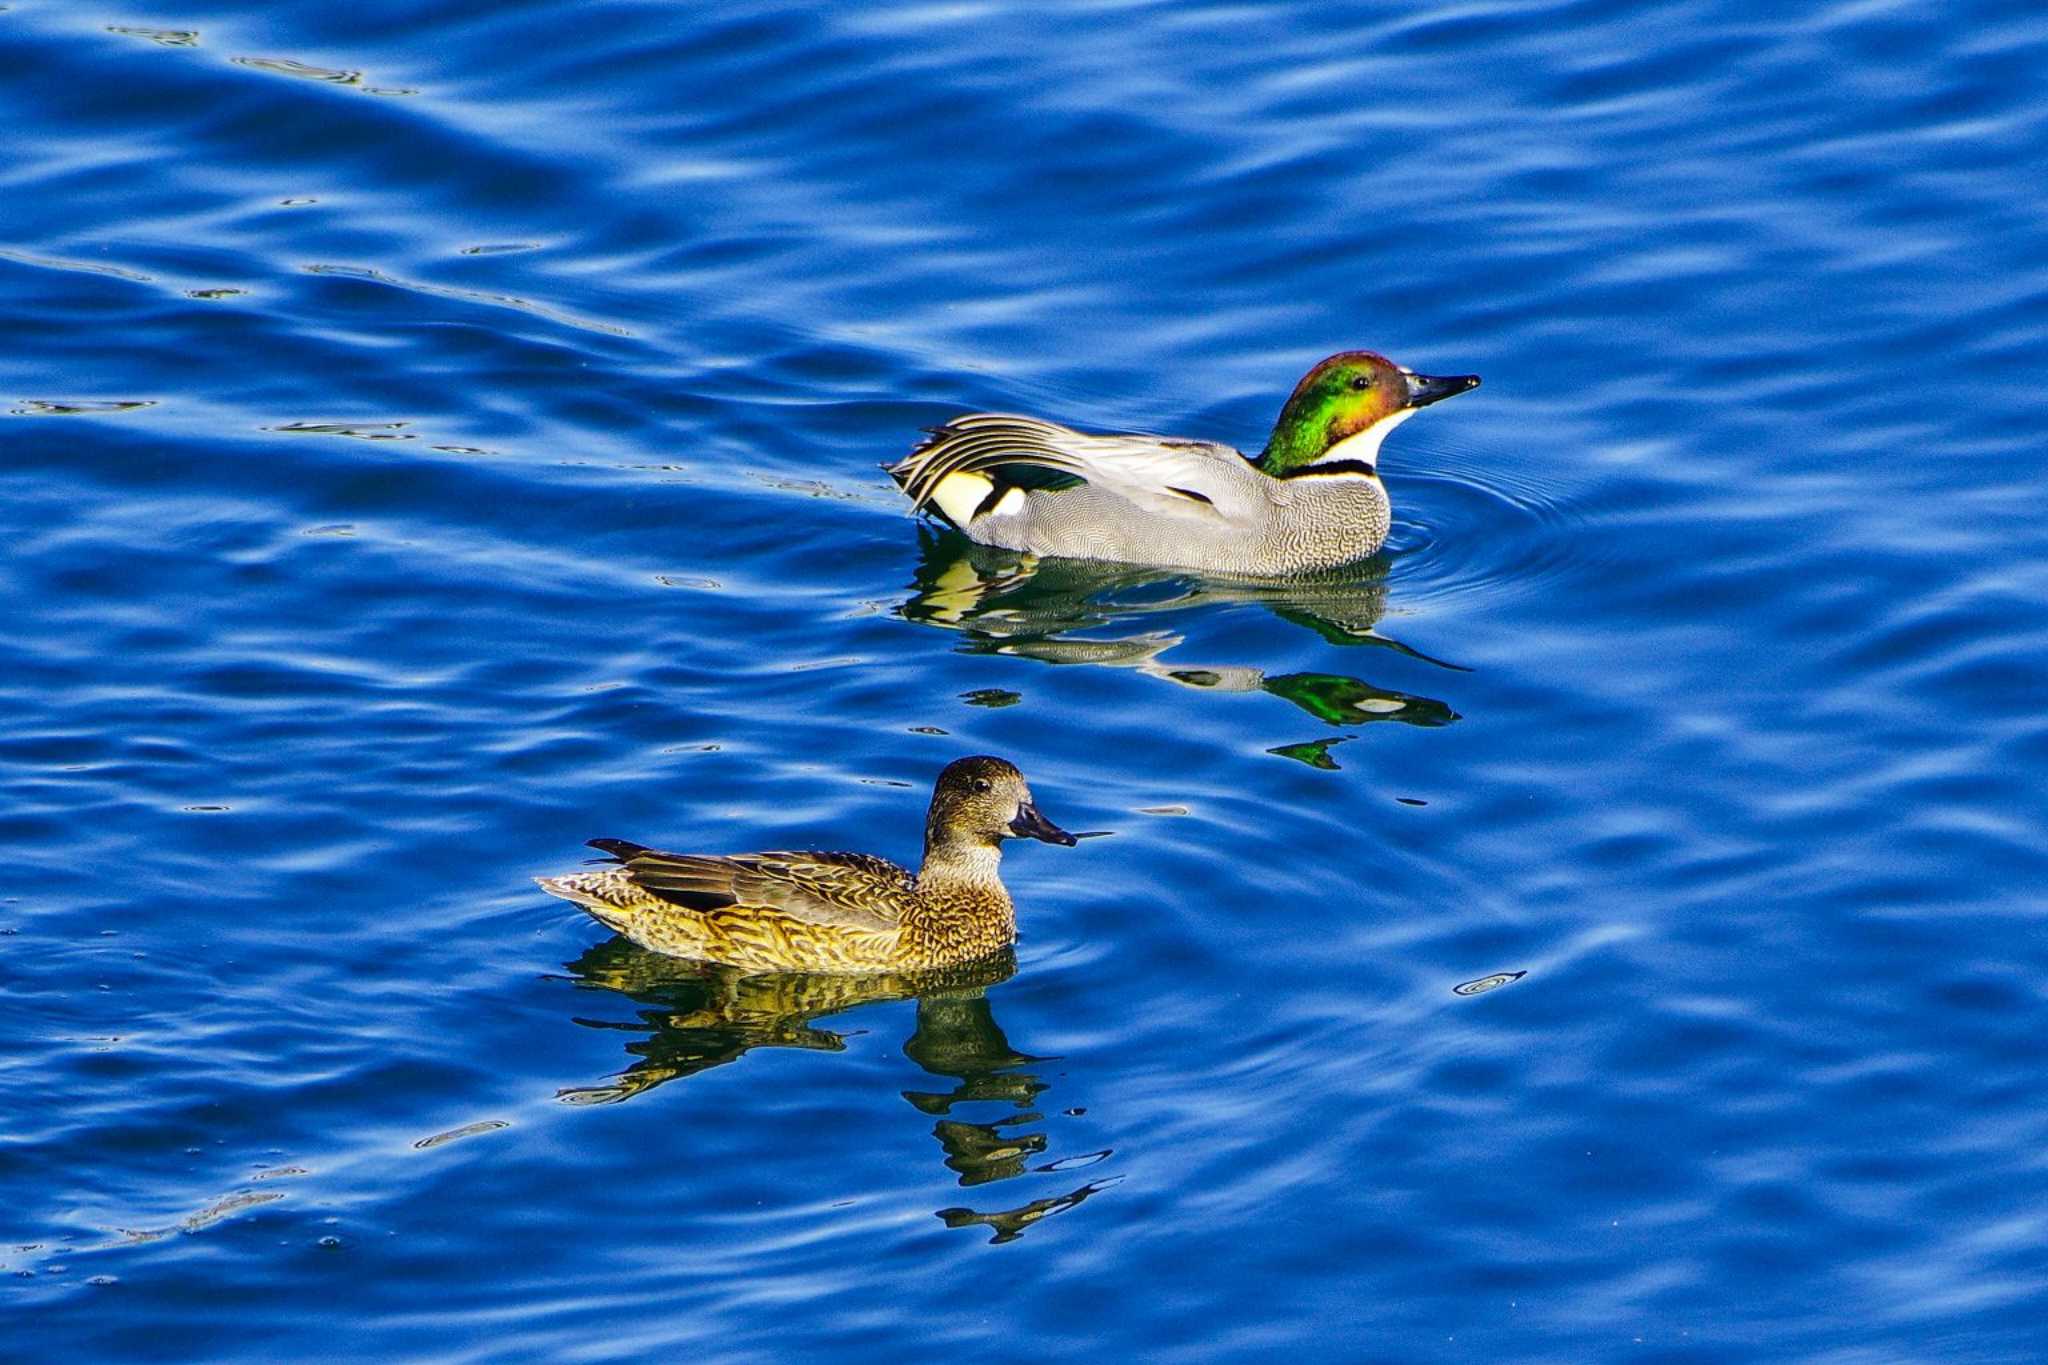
[
  {"xmin": 930, "ymin": 471, "xmax": 995, "ymax": 526},
  {"xmin": 930, "ymin": 472, "xmax": 1027, "ymax": 525}
]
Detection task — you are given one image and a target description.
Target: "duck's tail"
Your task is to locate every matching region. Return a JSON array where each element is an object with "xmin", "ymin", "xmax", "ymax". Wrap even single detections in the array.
[
  {"xmin": 888, "ymin": 415, "xmax": 1087, "ymax": 526},
  {"xmin": 535, "ymin": 869, "xmax": 639, "ymax": 935}
]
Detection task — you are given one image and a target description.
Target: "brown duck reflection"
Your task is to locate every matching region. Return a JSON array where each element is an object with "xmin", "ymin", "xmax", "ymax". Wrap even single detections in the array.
[
  {"xmin": 553, "ymin": 937, "xmax": 1115, "ymax": 1242},
  {"xmin": 899, "ymin": 529, "xmax": 1461, "ymax": 753}
]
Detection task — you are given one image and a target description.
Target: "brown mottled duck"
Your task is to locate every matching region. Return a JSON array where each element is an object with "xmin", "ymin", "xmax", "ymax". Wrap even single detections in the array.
[{"xmin": 537, "ymin": 755, "xmax": 1075, "ymax": 973}]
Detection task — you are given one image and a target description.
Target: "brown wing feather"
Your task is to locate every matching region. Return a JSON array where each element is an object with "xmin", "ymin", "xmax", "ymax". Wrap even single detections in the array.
[{"xmin": 588, "ymin": 841, "xmax": 910, "ymax": 933}]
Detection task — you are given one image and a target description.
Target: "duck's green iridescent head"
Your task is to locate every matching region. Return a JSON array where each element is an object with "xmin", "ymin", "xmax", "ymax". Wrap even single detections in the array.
[{"xmin": 1257, "ymin": 351, "xmax": 1479, "ymax": 476}]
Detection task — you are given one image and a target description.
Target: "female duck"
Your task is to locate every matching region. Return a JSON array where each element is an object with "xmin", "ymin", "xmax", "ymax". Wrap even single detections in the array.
[
  {"xmin": 538, "ymin": 756, "xmax": 1075, "ymax": 973},
  {"xmin": 889, "ymin": 350, "xmax": 1478, "ymax": 576}
]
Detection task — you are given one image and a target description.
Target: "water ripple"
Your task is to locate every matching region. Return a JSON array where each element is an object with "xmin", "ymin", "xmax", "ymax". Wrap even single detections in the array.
[{"xmin": 3, "ymin": 0, "xmax": 2046, "ymax": 1359}]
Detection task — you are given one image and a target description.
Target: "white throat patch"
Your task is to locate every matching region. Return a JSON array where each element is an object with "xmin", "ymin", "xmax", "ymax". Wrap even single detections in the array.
[{"xmin": 1312, "ymin": 407, "xmax": 1414, "ymax": 469}]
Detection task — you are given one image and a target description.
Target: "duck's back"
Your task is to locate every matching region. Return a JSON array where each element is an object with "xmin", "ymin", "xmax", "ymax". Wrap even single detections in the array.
[{"xmin": 538, "ymin": 842, "xmax": 914, "ymax": 972}]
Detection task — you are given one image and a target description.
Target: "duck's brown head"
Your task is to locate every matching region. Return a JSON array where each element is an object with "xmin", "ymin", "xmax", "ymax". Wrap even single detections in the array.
[{"xmin": 926, "ymin": 755, "xmax": 1075, "ymax": 853}]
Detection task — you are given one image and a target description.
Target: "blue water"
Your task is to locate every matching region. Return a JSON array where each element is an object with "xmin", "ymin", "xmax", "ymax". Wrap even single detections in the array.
[{"xmin": 6, "ymin": 0, "xmax": 2047, "ymax": 1357}]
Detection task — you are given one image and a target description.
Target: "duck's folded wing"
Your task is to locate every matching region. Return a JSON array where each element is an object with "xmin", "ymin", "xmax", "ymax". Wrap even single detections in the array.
[
  {"xmin": 889, "ymin": 414, "xmax": 1267, "ymax": 525},
  {"xmin": 587, "ymin": 840, "xmax": 908, "ymax": 932}
]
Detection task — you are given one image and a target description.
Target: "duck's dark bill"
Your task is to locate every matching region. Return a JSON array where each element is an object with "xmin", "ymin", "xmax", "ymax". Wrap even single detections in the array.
[
  {"xmin": 1010, "ymin": 801, "xmax": 1078, "ymax": 845},
  {"xmin": 1404, "ymin": 372, "xmax": 1481, "ymax": 408}
]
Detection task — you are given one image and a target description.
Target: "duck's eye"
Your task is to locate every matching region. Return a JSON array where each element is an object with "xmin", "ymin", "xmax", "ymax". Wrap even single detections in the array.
[
  {"xmin": 972, "ymin": 778, "xmax": 993, "ymax": 794},
  {"xmin": 1350, "ymin": 374, "xmax": 1373, "ymax": 392}
]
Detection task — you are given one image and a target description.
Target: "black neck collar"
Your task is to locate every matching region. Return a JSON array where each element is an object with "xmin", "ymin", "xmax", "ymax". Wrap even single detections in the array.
[{"xmin": 1278, "ymin": 459, "xmax": 1379, "ymax": 480}]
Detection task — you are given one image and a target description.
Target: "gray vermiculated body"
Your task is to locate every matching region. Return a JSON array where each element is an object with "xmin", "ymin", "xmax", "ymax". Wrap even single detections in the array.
[{"xmin": 981, "ymin": 471, "xmax": 1392, "ymax": 576}]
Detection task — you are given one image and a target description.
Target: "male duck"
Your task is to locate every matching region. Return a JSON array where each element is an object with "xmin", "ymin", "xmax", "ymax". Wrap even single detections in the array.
[
  {"xmin": 888, "ymin": 351, "xmax": 1479, "ymax": 576},
  {"xmin": 537, "ymin": 756, "xmax": 1075, "ymax": 973}
]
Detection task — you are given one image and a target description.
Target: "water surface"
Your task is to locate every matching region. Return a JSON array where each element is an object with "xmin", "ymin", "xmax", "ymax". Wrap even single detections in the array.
[{"xmin": 5, "ymin": 0, "xmax": 2048, "ymax": 1359}]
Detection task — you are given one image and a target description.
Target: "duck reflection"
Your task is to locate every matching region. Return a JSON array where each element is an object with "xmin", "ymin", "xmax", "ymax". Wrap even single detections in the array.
[
  {"xmin": 553, "ymin": 937, "xmax": 1114, "ymax": 1242},
  {"xmin": 899, "ymin": 529, "xmax": 1461, "ymax": 738}
]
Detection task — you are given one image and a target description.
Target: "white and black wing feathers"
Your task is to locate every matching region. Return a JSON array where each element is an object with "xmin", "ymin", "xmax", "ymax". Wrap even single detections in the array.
[{"xmin": 889, "ymin": 414, "xmax": 1263, "ymax": 526}]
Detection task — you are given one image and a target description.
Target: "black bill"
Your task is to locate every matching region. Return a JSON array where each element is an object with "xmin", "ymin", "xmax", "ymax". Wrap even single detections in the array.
[
  {"xmin": 1404, "ymin": 371, "xmax": 1481, "ymax": 409},
  {"xmin": 1010, "ymin": 800, "xmax": 1078, "ymax": 846}
]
